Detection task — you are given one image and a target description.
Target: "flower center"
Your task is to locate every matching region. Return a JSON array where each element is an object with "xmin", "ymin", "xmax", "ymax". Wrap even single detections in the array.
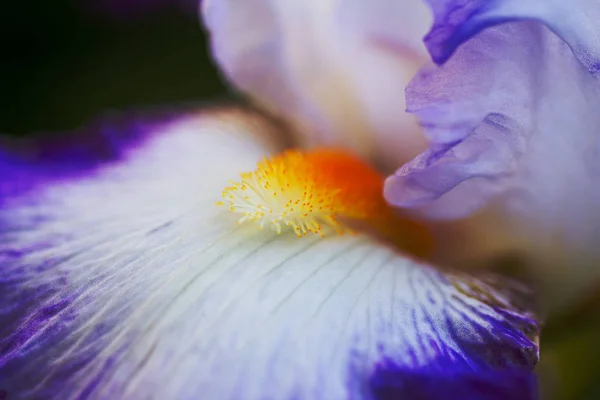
[
  {"xmin": 219, "ymin": 149, "xmax": 393, "ymax": 237},
  {"xmin": 218, "ymin": 149, "xmax": 431, "ymax": 256}
]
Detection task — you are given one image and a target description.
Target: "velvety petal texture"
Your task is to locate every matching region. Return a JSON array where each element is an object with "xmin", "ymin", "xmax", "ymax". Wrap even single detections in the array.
[
  {"xmin": 0, "ymin": 109, "xmax": 539, "ymax": 399},
  {"xmin": 202, "ymin": 0, "xmax": 432, "ymax": 170},
  {"xmin": 384, "ymin": 0, "xmax": 600, "ymax": 307}
]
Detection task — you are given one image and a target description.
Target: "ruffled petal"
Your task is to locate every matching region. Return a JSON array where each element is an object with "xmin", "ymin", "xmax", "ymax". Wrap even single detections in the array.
[
  {"xmin": 201, "ymin": 0, "xmax": 432, "ymax": 170},
  {"xmin": 384, "ymin": 0, "xmax": 600, "ymax": 308},
  {"xmin": 1, "ymin": 109, "xmax": 539, "ymax": 399}
]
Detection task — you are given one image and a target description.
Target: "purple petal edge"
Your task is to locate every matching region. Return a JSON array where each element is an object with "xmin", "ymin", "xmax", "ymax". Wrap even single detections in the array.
[
  {"xmin": 386, "ymin": 0, "xmax": 600, "ymax": 220},
  {"xmin": 371, "ymin": 359, "xmax": 537, "ymax": 400},
  {"xmin": 423, "ymin": 0, "xmax": 600, "ymax": 74},
  {"xmin": 0, "ymin": 108, "xmax": 189, "ymax": 205},
  {"xmin": 368, "ymin": 270, "xmax": 539, "ymax": 399},
  {"xmin": 423, "ymin": 0, "xmax": 510, "ymax": 65},
  {"xmin": 0, "ymin": 107, "xmax": 191, "ymax": 397}
]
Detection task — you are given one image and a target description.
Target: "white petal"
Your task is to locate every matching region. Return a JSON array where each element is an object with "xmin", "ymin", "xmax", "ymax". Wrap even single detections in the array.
[
  {"xmin": 0, "ymin": 110, "xmax": 538, "ymax": 399},
  {"xmin": 202, "ymin": 0, "xmax": 432, "ymax": 170}
]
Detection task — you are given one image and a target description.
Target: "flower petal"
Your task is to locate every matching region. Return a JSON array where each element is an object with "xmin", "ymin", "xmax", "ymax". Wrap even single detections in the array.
[
  {"xmin": 422, "ymin": 0, "xmax": 600, "ymax": 71},
  {"xmin": 372, "ymin": 363, "xmax": 538, "ymax": 400},
  {"xmin": 1, "ymin": 109, "xmax": 538, "ymax": 399},
  {"xmin": 201, "ymin": 0, "xmax": 432, "ymax": 170},
  {"xmin": 384, "ymin": 0, "xmax": 600, "ymax": 308}
]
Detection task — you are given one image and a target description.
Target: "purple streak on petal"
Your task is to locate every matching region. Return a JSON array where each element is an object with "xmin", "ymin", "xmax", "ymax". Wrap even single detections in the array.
[
  {"xmin": 77, "ymin": 347, "xmax": 128, "ymax": 400},
  {"xmin": 0, "ymin": 230, "xmax": 135, "ymax": 398},
  {"xmin": 0, "ymin": 109, "xmax": 188, "ymax": 398},
  {"xmin": 0, "ymin": 109, "xmax": 182, "ymax": 205},
  {"xmin": 366, "ymin": 272, "xmax": 539, "ymax": 399},
  {"xmin": 0, "ymin": 298, "xmax": 72, "ymax": 366},
  {"xmin": 422, "ymin": 0, "xmax": 600, "ymax": 74},
  {"xmin": 422, "ymin": 0, "xmax": 508, "ymax": 65},
  {"xmin": 338, "ymin": 267, "xmax": 539, "ymax": 400},
  {"xmin": 371, "ymin": 359, "xmax": 537, "ymax": 400}
]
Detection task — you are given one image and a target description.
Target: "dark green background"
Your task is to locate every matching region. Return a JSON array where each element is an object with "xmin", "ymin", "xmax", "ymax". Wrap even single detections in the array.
[{"xmin": 0, "ymin": 0, "xmax": 225, "ymax": 135}]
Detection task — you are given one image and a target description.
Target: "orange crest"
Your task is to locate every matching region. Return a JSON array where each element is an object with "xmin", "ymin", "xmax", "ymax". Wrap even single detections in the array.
[{"xmin": 218, "ymin": 149, "xmax": 431, "ymax": 256}]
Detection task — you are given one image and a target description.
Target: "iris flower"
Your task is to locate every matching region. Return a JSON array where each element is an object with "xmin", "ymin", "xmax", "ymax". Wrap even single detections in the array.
[{"xmin": 8, "ymin": 0, "xmax": 590, "ymax": 398}]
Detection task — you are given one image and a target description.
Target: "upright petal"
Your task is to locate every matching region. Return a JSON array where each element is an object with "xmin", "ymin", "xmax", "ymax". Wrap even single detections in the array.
[
  {"xmin": 384, "ymin": 0, "xmax": 600, "ymax": 308},
  {"xmin": 201, "ymin": 0, "xmax": 432, "ymax": 170},
  {"xmin": 0, "ymin": 108, "xmax": 538, "ymax": 398}
]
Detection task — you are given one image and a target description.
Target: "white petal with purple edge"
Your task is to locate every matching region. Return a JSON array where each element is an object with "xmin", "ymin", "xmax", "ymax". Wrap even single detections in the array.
[{"xmin": 1, "ymin": 109, "xmax": 538, "ymax": 399}]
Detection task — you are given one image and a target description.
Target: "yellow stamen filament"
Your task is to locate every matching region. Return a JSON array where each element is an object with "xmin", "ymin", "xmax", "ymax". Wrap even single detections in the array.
[{"xmin": 218, "ymin": 149, "xmax": 431, "ymax": 255}]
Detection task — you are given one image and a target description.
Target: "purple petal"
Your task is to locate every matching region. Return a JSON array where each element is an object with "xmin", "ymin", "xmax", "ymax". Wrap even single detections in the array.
[
  {"xmin": 384, "ymin": 0, "xmax": 600, "ymax": 309},
  {"xmin": 371, "ymin": 360, "xmax": 537, "ymax": 400},
  {"xmin": 0, "ymin": 109, "xmax": 179, "ymax": 203},
  {"xmin": 386, "ymin": 0, "xmax": 600, "ymax": 221},
  {"xmin": 1, "ymin": 108, "xmax": 539, "ymax": 398},
  {"xmin": 423, "ymin": 0, "xmax": 600, "ymax": 72}
]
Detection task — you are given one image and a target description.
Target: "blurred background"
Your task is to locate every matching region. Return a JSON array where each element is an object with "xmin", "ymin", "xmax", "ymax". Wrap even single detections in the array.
[
  {"xmin": 1, "ymin": 1, "xmax": 599, "ymax": 400},
  {"xmin": 0, "ymin": 0, "xmax": 226, "ymax": 136}
]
